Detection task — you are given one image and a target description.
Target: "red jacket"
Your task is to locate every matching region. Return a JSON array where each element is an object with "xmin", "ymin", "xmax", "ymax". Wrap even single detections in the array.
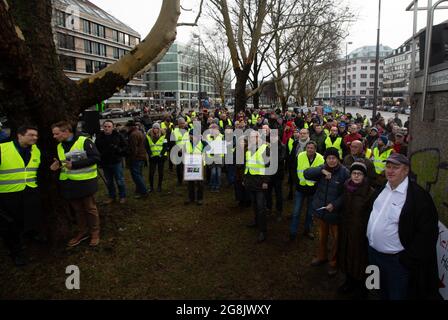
[{"xmin": 343, "ymin": 133, "xmax": 362, "ymax": 147}]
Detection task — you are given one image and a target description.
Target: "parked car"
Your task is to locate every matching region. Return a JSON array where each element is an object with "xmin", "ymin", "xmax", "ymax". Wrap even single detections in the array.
[
  {"xmin": 100, "ymin": 108, "xmax": 125, "ymax": 119},
  {"xmin": 405, "ymin": 106, "xmax": 411, "ymax": 115},
  {"xmin": 389, "ymin": 106, "xmax": 399, "ymax": 113},
  {"xmin": 124, "ymin": 108, "xmax": 142, "ymax": 117}
]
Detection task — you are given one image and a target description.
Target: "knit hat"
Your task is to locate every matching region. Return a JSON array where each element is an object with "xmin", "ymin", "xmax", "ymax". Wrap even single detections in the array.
[
  {"xmin": 152, "ymin": 122, "xmax": 161, "ymax": 129},
  {"xmin": 324, "ymin": 147, "xmax": 340, "ymax": 160},
  {"xmin": 350, "ymin": 162, "xmax": 367, "ymax": 175},
  {"xmin": 379, "ymin": 135, "xmax": 388, "ymax": 145}
]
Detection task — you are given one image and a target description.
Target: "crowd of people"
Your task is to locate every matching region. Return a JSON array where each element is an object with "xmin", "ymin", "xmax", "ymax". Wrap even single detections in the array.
[{"xmin": 0, "ymin": 106, "xmax": 441, "ymax": 300}]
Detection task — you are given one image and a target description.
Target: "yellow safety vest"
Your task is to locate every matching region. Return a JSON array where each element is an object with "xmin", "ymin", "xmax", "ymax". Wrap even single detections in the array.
[
  {"xmin": 185, "ymin": 141, "xmax": 204, "ymax": 154},
  {"xmin": 325, "ymin": 136, "xmax": 343, "ymax": 159},
  {"xmin": 161, "ymin": 122, "xmax": 173, "ymax": 130},
  {"xmin": 219, "ymin": 119, "xmax": 232, "ymax": 129},
  {"xmin": 205, "ymin": 134, "xmax": 224, "ymax": 159},
  {"xmin": 147, "ymin": 135, "xmax": 167, "ymax": 157},
  {"xmin": 373, "ymin": 147, "xmax": 393, "ymax": 174},
  {"xmin": 365, "ymin": 148, "xmax": 372, "ymax": 159},
  {"xmin": 185, "ymin": 115, "xmax": 192, "ymax": 124},
  {"xmin": 288, "ymin": 138, "xmax": 295, "ymax": 155},
  {"xmin": 296, "ymin": 151, "xmax": 325, "ymax": 186},
  {"xmin": 245, "ymin": 144, "xmax": 268, "ymax": 176},
  {"xmin": 0, "ymin": 142, "xmax": 40, "ymax": 193},
  {"xmin": 172, "ymin": 128, "xmax": 190, "ymax": 147},
  {"xmin": 251, "ymin": 114, "xmax": 259, "ymax": 125},
  {"xmin": 57, "ymin": 136, "xmax": 97, "ymax": 181},
  {"xmin": 363, "ymin": 118, "xmax": 369, "ymax": 128},
  {"xmin": 324, "ymin": 128, "xmax": 330, "ymax": 137},
  {"xmin": 304, "ymin": 123, "xmax": 309, "ymax": 129}
]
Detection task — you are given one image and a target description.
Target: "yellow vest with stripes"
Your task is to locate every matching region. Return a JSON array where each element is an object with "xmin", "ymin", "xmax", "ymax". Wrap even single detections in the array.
[
  {"xmin": 147, "ymin": 135, "xmax": 167, "ymax": 157},
  {"xmin": 296, "ymin": 151, "xmax": 324, "ymax": 186},
  {"xmin": 57, "ymin": 136, "xmax": 97, "ymax": 181},
  {"xmin": 373, "ymin": 147, "xmax": 393, "ymax": 174},
  {"xmin": 0, "ymin": 142, "xmax": 40, "ymax": 193},
  {"xmin": 245, "ymin": 144, "xmax": 268, "ymax": 176}
]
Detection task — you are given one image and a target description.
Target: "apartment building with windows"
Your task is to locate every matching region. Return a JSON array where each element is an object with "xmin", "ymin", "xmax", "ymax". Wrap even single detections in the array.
[
  {"xmin": 145, "ymin": 42, "xmax": 232, "ymax": 110},
  {"xmin": 383, "ymin": 38, "xmax": 421, "ymax": 106},
  {"xmin": 52, "ymin": 0, "xmax": 147, "ymax": 108}
]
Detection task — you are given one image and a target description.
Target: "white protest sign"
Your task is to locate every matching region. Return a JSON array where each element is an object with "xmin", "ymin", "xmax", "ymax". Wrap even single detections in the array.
[
  {"xmin": 438, "ymin": 222, "xmax": 448, "ymax": 300},
  {"xmin": 184, "ymin": 154, "xmax": 203, "ymax": 181}
]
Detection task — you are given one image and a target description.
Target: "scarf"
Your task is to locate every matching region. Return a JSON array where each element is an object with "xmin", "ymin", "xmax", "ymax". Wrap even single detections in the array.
[
  {"xmin": 296, "ymin": 137, "xmax": 310, "ymax": 156},
  {"xmin": 345, "ymin": 179, "xmax": 363, "ymax": 193}
]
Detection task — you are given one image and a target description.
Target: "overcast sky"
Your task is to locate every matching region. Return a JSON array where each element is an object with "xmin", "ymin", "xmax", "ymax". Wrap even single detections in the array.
[{"xmin": 90, "ymin": 0, "xmax": 446, "ymax": 53}]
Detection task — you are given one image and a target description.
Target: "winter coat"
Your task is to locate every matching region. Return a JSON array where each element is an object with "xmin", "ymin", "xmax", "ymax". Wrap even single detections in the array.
[
  {"xmin": 95, "ymin": 130, "xmax": 128, "ymax": 166},
  {"xmin": 127, "ymin": 128, "xmax": 147, "ymax": 161},
  {"xmin": 339, "ymin": 179, "xmax": 375, "ymax": 280},
  {"xmin": 303, "ymin": 164, "xmax": 350, "ymax": 224}
]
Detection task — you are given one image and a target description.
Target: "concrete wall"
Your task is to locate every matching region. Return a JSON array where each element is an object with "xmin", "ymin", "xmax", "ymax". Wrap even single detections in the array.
[{"xmin": 410, "ymin": 63, "xmax": 448, "ymax": 226}]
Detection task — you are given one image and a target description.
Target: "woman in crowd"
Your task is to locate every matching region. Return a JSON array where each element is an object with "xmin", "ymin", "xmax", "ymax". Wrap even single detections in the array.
[{"xmin": 338, "ymin": 162, "xmax": 375, "ymax": 297}]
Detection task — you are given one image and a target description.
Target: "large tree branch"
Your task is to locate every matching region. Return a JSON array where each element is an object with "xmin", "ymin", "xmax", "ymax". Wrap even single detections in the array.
[{"xmin": 77, "ymin": 0, "xmax": 181, "ymax": 110}]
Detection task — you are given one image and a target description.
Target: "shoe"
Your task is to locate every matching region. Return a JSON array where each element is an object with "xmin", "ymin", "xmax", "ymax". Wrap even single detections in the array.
[
  {"xmin": 103, "ymin": 198, "xmax": 115, "ymax": 205},
  {"xmin": 304, "ymin": 231, "xmax": 315, "ymax": 240},
  {"xmin": 157, "ymin": 186, "xmax": 162, "ymax": 192},
  {"xmin": 134, "ymin": 193, "xmax": 148, "ymax": 199},
  {"xmin": 148, "ymin": 188, "xmax": 154, "ymax": 193},
  {"xmin": 11, "ymin": 251, "xmax": 28, "ymax": 267},
  {"xmin": 67, "ymin": 233, "xmax": 89, "ymax": 247},
  {"xmin": 310, "ymin": 258, "xmax": 328, "ymax": 267},
  {"xmin": 246, "ymin": 222, "xmax": 257, "ymax": 228},
  {"xmin": 196, "ymin": 200, "xmax": 203, "ymax": 206},
  {"xmin": 257, "ymin": 232, "xmax": 266, "ymax": 243},
  {"xmin": 119, "ymin": 198, "xmax": 126, "ymax": 204},
  {"xmin": 89, "ymin": 233, "xmax": 100, "ymax": 247},
  {"xmin": 327, "ymin": 266, "xmax": 338, "ymax": 277}
]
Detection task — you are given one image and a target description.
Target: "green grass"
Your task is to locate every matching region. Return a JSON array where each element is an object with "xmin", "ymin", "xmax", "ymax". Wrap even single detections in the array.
[{"xmin": 0, "ymin": 167, "xmax": 344, "ymax": 299}]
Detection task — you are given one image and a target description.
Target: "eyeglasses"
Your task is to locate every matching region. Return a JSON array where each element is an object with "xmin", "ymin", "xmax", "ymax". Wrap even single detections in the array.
[{"xmin": 351, "ymin": 171, "xmax": 364, "ymax": 176}]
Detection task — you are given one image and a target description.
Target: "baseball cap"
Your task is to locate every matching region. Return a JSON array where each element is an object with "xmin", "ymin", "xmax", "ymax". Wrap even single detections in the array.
[{"xmin": 386, "ymin": 153, "xmax": 410, "ymax": 166}]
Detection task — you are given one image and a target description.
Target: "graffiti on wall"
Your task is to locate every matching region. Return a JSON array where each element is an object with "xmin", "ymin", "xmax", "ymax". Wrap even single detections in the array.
[{"xmin": 410, "ymin": 148, "xmax": 448, "ymax": 225}]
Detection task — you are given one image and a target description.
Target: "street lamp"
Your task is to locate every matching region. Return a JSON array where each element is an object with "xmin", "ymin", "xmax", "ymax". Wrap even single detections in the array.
[
  {"xmin": 372, "ymin": 0, "xmax": 382, "ymax": 121},
  {"xmin": 193, "ymin": 33, "xmax": 202, "ymax": 109},
  {"xmin": 344, "ymin": 41, "xmax": 353, "ymax": 114}
]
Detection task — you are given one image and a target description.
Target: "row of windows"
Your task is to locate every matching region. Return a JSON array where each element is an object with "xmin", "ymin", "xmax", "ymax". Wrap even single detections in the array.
[
  {"xmin": 84, "ymin": 40, "xmax": 106, "ymax": 56},
  {"xmin": 336, "ymin": 90, "xmax": 379, "ymax": 96},
  {"xmin": 85, "ymin": 60, "xmax": 109, "ymax": 73},
  {"xmin": 57, "ymin": 33, "xmax": 75, "ymax": 50},
  {"xmin": 338, "ymin": 82, "xmax": 376, "ymax": 88},
  {"xmin": 55, "ymin": 11, "xmax": 138, "ymax": 47},
  {"xmin": 59, "ymin": 55, "xmax": 76, "ymax": 71}
]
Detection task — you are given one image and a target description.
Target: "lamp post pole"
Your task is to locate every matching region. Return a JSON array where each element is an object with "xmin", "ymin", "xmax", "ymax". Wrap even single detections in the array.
[
  {"xmin": 372, "ymin": 0, "xmax": 382, "ymax": 121},
  {"xmin": 198, "ymin": 36, "xmax": 202, "ymax": 109},
  {"xmin": 344, "ymin": 42, "xmax": 352, "ymax": 114}
]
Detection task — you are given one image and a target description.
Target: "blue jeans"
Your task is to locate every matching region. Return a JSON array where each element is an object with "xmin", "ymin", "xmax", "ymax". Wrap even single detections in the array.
[
  {"xmin": 226, "ymin": 165, "xmax": 236, "ymax": 186},
  {"xmin": 210, "ymin": 165, "xmax": 222, "ymax": 189},
  {"xmin": 103, "ymin": 162, "xmax": 126, "ymax": 199},
  {"xmin": 368, "ymin": 246, "xmax": 410, "ymax": 300},
  {"xmin": 289, "ymin": 190, "xmax": 314, "ymax": 236},
  {"xmin": 130, "ymin": 160, "xmax": 147, "ymax": 195}
]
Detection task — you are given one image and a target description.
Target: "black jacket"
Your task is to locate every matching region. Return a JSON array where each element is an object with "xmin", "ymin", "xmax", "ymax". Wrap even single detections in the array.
[
  {"xmin": 95, "ymin": 130, "xmax": 128, "ymax": 165},
  {"xmin": 369, "ymin": 180, "xmax": 441, "ymax": 299}
]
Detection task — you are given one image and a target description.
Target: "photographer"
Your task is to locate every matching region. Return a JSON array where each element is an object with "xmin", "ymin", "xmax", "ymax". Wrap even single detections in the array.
[{"xmin": 95, "ymin": 120, "xmax": 128, "ymax": 204}]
